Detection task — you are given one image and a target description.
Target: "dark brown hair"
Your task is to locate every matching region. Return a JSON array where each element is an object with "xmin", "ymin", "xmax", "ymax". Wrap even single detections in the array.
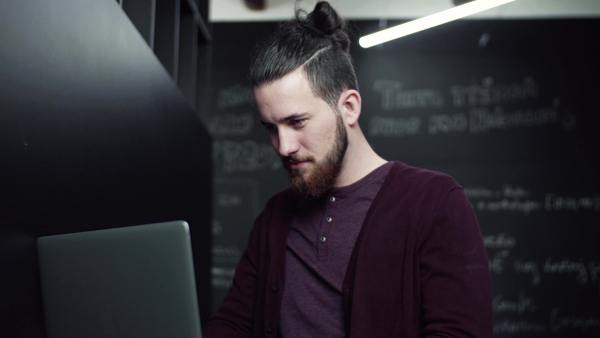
[{"xmin": 249, "ymin": 1, "xmax": 358, "ymax": 108}]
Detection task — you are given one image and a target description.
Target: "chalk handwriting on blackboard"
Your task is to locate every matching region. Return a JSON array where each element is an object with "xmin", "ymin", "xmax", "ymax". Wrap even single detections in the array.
[
  {"xmin": 369, "ymin": 102, "xmax": 566, "ymax": 137},
  {"xmin": 476, "ymin": 199, "xmax": 541, "ymax": 214},
  {"xmin": 209, "ymin": 113, "xmax": 254, "ymax": 136},
  {"xmin": 489, "ymin": 250, "xmax": 510, "ymax": 274},
  {"xmin": 369, "ymin": 116, "xmax": 422, "ymax": 136},
  {"xmin": 550, "ymin": 309, "xmax": 600, "ymax": 332},
  {"xmin": 503, "ymin": 185, "xmax": 530, "ymax": 198},
  {"xmin": 544, "ymin": 257, "xmax": 590, "ymax": 285},
  {"xmin": 493, "ymin": 319, "xmax": 547, "ymax": 334},
  {"xmin": 217, "ymin": 84, "xmax": 254, "ymax": 109},
  {"xmin": 513, "ymin": 259, "xmax": 542, "ymax": 285},
  {"xmin": 217, "ymin": 193, "xmax": 243, "ymax": 207},
  {"xmin": 213, "ymin": 140, "xmax": 281, "ymax": 173},
  {"xmin": 428, "ymin": 113, "xmax": 468, "ymax": 134},
  {"xmin": 212, "ymin": 245, "xmax": 242, "ymax": 258},
  {"xmin": 495, "ymin": 310, "xmax": 600, "ymax": 334},
  {"xmin": 484, "ymin": 233, "xmax": 516, "ymax": 249},
  {"xmin": 464, "ymin": 186, "xmax": 495, "ymax": 199},
  {"xmin": 368, "ymin": 76, "xmax": 575, "ymax": 137},
  {"xmin": 510, "ymin": 257, "xmax": 600, "ymax": 290},
  {"xmin": 451, "ymin": 77, "xmax": 538, "ymax": 107},
  {"xmin": 372, "ymin": 80, "xmax": 444, "ymax": 110},
  {"xmin": 212, "ymin": 219, "xmax": 223, "ymax": 235},
  {"xmin": 469, "ymin": 105, "xmax": 560, "ymax": 133},
  {"xmin": 212, "ymin": 266, "xmax": 236, "ymax": 288},
  {"xmin": 468, "ymin": 186, "xmax": 600, "ymax": 215},
  {"xmin": 545, "ymin": 193, "xmax": 600, "ymax": 212},
  {"xmin": 493, "ymin": 292, "xmax": 538, "ymax": 314}
]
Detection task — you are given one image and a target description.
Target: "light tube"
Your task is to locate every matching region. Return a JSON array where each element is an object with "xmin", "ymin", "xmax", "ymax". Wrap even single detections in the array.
[{"xmin": 359, "ymin": 0, "xmax": 516, "ymax": 48}]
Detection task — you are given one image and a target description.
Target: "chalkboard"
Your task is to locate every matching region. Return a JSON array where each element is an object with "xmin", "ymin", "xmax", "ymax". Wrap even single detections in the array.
[{"xmin": 207, "ymin": 19, "xmax": 600, "ymax": 336}]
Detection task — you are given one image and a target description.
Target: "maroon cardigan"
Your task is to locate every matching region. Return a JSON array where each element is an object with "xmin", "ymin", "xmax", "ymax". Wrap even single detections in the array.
[{"xmin": 203, "ymin": 162, "xmax": 493, "ymax": 338}]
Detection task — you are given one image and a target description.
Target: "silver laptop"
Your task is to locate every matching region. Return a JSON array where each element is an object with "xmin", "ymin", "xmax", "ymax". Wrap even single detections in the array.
[{"xmin": 37, "ymin": 220, "xmax": 202, "ymax": 338}]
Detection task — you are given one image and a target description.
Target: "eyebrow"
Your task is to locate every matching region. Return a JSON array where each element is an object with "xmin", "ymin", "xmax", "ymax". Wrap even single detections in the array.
[{"xmin": 260, "ymin": 112, "xmax": 309, "ymax": 125}]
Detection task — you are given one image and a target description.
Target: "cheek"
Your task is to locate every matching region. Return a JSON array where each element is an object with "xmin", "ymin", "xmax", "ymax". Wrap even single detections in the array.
[
  {"xmin": 269, "ymin": 133, "xmax": 279, "ymax": 150},
  {"xmin": 303, "ymin": 130, "xmax": 332, "ymax": 154}
]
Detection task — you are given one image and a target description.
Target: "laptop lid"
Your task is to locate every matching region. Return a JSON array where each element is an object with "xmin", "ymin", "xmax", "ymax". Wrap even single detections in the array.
[{"xmin": 37, "ymin": 220, "xmax": 202, "ymax": 338}]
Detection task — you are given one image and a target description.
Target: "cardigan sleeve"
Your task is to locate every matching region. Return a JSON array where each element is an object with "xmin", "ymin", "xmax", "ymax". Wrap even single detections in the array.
[
  {"xmin": 202, "ymin": 213, "xmax": 264, "ymax": 338},
  {"xmin": 419, "ymin": 187, "xmax": 493, "ymax": 338}
]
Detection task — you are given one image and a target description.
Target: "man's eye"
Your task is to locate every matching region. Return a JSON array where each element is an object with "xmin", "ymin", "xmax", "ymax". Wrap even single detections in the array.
[
  {"xmin": 264, "ymin": 124, "xmax": 277, "ymax": 133},
  {"xmin": 291, "ymin": 119, "xmax": 306, "ymax": 127}
]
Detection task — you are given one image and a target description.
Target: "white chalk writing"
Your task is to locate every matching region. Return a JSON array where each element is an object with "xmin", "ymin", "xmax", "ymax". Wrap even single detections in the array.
[
  {"xmin": 211, "ymin": 266, "xmax": 236, "ymax": 289},
  {"xmin": 550, "ymin": 309, "xmax": 600, "ymax": 332},
  {"xmin": 484, "ymin": 233, "xmax": 516, "ymax": 249},
  {"xmin": 493, "ymin": 292, "xmax": 538, "ymax": 314},
  {"xmin": 464, "ymin": 186, "xmax": 495, "ymax": 199},
  {"xmin": 373, "ymin": 80, "xmax": 444, "ymax": 110},
  {"xmin": 369, "ymin": 116, "xmax": 422, "ymax": 136},
  {"xmin": 209, "ymin": 113, "xmax": 254, "ymax": 136},
  {"xmin": 213, "ymin": 140, "xmax": 281, "ymax": 173},
  {"xmin": 212, "ymin": 245, "xmax": 242, "ymax": 257},
  {"xmin": 489, "ymin": 250, "xmax": 510, "ymax": 274},
  {"xmin": 469, "ymin": 105, "xmax": 560, "ymax": 133},
  {"xmin": 217, "ymin": 84, "xmax": 254, "ymax": 109},
  {"xmin": 451, "ymin": 77, "xmax": 538, "ymax": 107},
  {"xmin": 428, "ymin": 113, "xmax": 468, "ymax": 134},
  {"xmin": 513, "ymin": 259, "xmax": 541, "ymax": 285},
  {"xmin": 493, "ymin": 320, "xmax": 546, "ymax": 334},
  {"xmin": 212, "ymin": 219, "xmax": 222, "ymax": 235},
  {"xmin": 544, "ymin": 257, "xmax": 589, "ymax": 284},
  {"xmin": 217, "ymin": 193, "xmax": 243, "ymax": 207},
  {"xmin": 545, "ymin": 193, "xmax": 600, "ymax": 212},
  {"xmin": 476, "ymin": 199, "xmax": 541, "ymax": 214},
  {"xmin": 503, "ymin": 185, "xmax": 530, "ymax": 198}
]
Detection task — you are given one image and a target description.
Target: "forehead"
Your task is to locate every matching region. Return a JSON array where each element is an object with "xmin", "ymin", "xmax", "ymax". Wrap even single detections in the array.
[
  {"xmin": 255, "ymin": 69, "xmax": 313, "ymax": 99},
  {"xmin": 254, "ymin": 69, "xmax": 326, "ymax": 119}
]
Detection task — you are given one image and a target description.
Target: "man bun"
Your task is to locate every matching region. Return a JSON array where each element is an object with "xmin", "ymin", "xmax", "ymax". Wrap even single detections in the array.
[
  {"xmin": 299, "ymin": 1, "xmax": 351, "ymax": 53},
  {"xmin": 250, "ymin": 0, "xmax": 358, "ymax": 108}
]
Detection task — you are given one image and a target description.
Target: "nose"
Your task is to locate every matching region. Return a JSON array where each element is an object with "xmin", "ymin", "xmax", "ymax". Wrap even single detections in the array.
[{"xmin": 273, "ymin": 128, "xmax": 299, "ymax": 157}]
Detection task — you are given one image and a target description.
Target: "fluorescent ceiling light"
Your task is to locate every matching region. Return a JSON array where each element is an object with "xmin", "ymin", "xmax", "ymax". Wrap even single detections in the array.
[{"xmin": 359, "ymin": 0, "xmax": 516, "ymax": 48}]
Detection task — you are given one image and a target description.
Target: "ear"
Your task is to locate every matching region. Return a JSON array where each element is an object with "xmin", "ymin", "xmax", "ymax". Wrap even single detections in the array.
[{"xmin": 338, "ymin": 89, "xmax": 361, "ymax": 126}]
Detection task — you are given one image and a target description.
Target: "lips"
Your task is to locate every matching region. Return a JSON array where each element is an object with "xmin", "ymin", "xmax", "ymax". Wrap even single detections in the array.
[
  {"xmin": 289, "ymin": 161, "xmax": 308, "ymax": 170},
  {"xmin": 284, "ymin": 157, "xmax": 312, "ymax": 171}
]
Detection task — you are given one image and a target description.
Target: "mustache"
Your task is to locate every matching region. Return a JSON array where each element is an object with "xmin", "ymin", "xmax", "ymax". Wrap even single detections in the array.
[
  {"xmin": 282, "ymin": 155, "xmax": 314, "ymax": 170},
  {"xmin": 286, "ymin": 155, "xmax": 313, "ymax": 163}
]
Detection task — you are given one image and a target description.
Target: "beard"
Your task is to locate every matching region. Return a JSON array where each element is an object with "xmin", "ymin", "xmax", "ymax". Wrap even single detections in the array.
[{"xmin": 284, "ymin": 112, "xmax": 348, "ymax": 200}]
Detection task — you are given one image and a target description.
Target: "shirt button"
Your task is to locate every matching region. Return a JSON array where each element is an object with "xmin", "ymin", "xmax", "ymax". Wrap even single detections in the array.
[
  {"xmin": 319, "ymin": 235, "xmax": 327, "ymax": 243},
  {"xmin": 329, "ymin": 196, "xmax": 336, "ymax": 202},
  {"xmin": 325, "ymin": 216, "xmax": 332, "ymax": 222},
  {"xmin": 266, "ymin": 324, "xmax": 275, "ymax": 333},
  {"xmin": 272, "ymin": 284, "xmax": 280, "ymax": 292}
]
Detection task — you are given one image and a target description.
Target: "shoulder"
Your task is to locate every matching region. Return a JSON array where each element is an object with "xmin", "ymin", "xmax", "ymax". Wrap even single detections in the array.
[
  {"xmin": 366, "ymin": 161, "xmax": 465, "ymax": 224},
  {"xmin": 386, "ymin": 161, "xmax": 462, "ymax": 195}
]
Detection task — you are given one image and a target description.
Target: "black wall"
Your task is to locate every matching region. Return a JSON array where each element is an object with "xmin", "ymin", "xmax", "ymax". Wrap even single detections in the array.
[
  {"xmin": 208, "ymin": 19, "xmax": 600, "ymax": 336},
  {"xmin": 0, "ymin": 1, "xmax": 212, "ymax": 336}
]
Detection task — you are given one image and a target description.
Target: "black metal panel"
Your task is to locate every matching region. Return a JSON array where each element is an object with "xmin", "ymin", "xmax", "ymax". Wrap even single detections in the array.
[
  {"xmin": 0, "ymin": 0, "xmax": 212, "ymax": 336},
  {"xmin": 154, "ymin": 0, "xmax": 180, "ymax": 80},
  {"xmin": 122, "ymin": 0, "xmax": 156, "ymax": 48}
]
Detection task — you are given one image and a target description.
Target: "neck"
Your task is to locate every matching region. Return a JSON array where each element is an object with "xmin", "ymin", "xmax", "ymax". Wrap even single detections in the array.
[{"xmin": 334, "ymin": 128, "xmax": 386, "ymax": 187}]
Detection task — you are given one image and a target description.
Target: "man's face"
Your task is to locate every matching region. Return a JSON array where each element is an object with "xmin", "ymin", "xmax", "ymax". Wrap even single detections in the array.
[{"xmin": 254, "ymin": 69, "xmax": 348, "ymax": 199}]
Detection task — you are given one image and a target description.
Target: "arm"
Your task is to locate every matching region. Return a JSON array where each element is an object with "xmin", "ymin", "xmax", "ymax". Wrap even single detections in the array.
[
  {"xmin": 419, "ymin": 187, "xmax": 493, "ymax": 338},
  {"xmin": 202, "ymin": 215, "xmax": 264, "ymax": 338}
]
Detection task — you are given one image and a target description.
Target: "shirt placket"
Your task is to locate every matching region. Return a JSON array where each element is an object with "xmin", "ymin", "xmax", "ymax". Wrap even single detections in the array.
[{"xmin": 317, "ymin": 195, "xmax": 339, "ymax": 260}]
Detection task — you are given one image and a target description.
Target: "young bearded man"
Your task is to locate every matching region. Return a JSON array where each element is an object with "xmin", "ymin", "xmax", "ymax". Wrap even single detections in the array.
[{"xmin": 203, "ymin": 2, "xmax": 493, "ymax": 337}]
